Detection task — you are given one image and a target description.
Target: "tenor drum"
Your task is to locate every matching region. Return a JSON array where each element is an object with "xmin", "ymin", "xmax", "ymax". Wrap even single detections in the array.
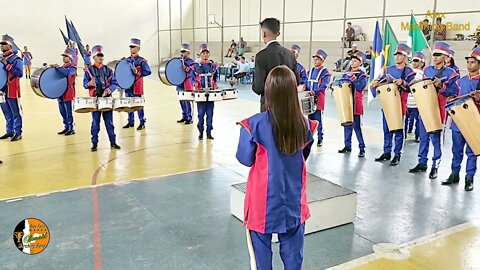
[
  {"xmin": 177, "ymin": 90, "xmax": 195, "ymax": 101},
  {"xmin": 97, "ymin": 97, "xmax": 114, "ymax": 112},
  {"xmin": 446, "ymin": 96, "xmax": 480, "ymax": 156},
  {"xmin": 332, "ymin": 79, "xmax": 354, "ymax": 126},
  {"xmin": 114, "ymin": 59, "xmax": 136, "ymax": 89},
  {"xmin": 194, "ymin": 90, "xmax": 223, "ymax": 102},
  {"xmin": 377, "ymin": 83, "xmax": 403, "ymax": 132},
  {"xmin": 74, "ymin": 97, "xmax": 97, "ymax": 113},
  {"xmin": 113, "ymin": 97, "xmax": 131, "ymax": 112},
  {"xmin": 409, "ymin": 79, "xmax": 442, "ymax": 133},
  {"xmin": 129, "ymin": 97, "xmax": 145, "ymax": 112},
  {"xmin": 222, "ymin": 88, "xmax": 238, "ymax": 100},
  {"xmin": 158, "ymin": 58, "xmax": 186, "ymax": 86},
  {"xmin": 30, "ymin": 67, "xmax": 68, "ymax": 99},
  {"xmin": 298, "ymin": 91, "xmax": 316, "ymax": 116},
  {"xmin": 0, "ymin": 62, "xmax": 7, "ymax": 90}
]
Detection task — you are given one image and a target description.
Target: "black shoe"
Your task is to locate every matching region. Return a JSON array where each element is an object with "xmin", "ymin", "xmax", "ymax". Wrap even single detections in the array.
[
  {"xmin": 0, "ymin": 133, "xmax": 13, "ymax": 140},
  {"xmin": 58, "ymin": 129, "xmax": 68, "ymax": 135},
  {"xmin": 338, "ymin": 147, "xmax": 352, "ymax": 154},
  {"xmin": 184, "ymin": 120, "xmax": 193, "ymax": 125},
  {"xmin": 207, "ymin": 133, "xmax": 214, "ymax": 140},
  {"xmin": 111, "ymin": 143, "xmax": 121, "ymax": 150},
  {"xmin": 390, "ymin": 156, "xmax": 401, "ymax": 166},
  {"xmin": 408, "ymin": 130, "xmax": 412, "ymax": 134},
  {"xmin": 409, "ymin": 163, "xmax": 428, "ymax": 173},
  {"xmin": 65, "ymin": 130, "xmax": 75, "ymax": 136},
  {"xmin": 414, "ymin": 137, "xmax": 419, "ymax": 143},
  {"xmin": 442, "ymin": 173, "xmax": 460, "ymax": 185},
  {"xmin": 198, "ymin": 132, "xmax": 204, "ymax": 140},
  {"xmin": 0, "ymin": 160, "xmax": 2, "ymax": 164},
  {"xmin": 10, "ymin": 134, "xmax": 22, "ymax": 142},
  {"xmin": 465, "ymin": 180, "xmax": 474, "ymax": 191},
  {"xmin": 358, "ymin": 150, "xmax": 365, "ymax": 158},
  {"xmin": 317, "ymin": 140, "xmax": 323, "ymax": 147},
  {"xmin": 91, "ymin": 144, "xmax": 98, "ymax": 152},
  {"xmin": 123, "ymin": 123, "xmax": 134, "ymax": 129},
  {"xmin": 375, "ymin": 153, "xmax": 391, "ymax": 162},
  {"xmin": 137, "ymin": 123, "xmax": 145, "ymax": 130},
  {"xmin": 177, "ymin": 118, "xmax": 186, "ymax": 123},
  {"xmin": 429, "ymin": 168, "xmax": 438, "ymax": 179}
]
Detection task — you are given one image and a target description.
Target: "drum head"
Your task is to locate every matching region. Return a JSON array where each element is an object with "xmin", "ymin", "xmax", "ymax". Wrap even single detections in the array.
[
  {"xmin": 165, "ymin": 59, "xmax": 186, "ymax": 86},
  {"xmin": 39, "ymin": 68, "xmax": 68, "ymax": 99},
  {"xmin": 115, "ymin": 60, "xmax": 136, "ymax": 89},
  {"xmin": 0, "ymin": 63, "xmax": 7, "ymax": 90}
]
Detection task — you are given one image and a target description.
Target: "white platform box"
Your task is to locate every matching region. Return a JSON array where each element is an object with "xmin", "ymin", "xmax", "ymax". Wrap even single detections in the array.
[{"xmin": 230, "ymin": 173, "xmax": 357, "ymax": 238}]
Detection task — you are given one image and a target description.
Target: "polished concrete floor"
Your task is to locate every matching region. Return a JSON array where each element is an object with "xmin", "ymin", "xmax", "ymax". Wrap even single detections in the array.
[{"xmin": 0, "ymin": 74, "xmax": 479, "ymax": 269}]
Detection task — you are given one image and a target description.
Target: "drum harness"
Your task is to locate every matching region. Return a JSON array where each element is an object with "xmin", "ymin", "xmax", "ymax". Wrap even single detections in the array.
[{"xmin": 91, "ymin": 66, "xmax": 109, "ymax": 98}]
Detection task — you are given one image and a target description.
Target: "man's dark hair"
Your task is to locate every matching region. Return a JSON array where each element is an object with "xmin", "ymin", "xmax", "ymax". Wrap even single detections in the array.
[
  {"xmin": 347, "ymin": 22, "xmax": 352, "ymax": 25},
  {"xmin": 260, "ymin": 18, "xmax": 280, "ymax": 34},
  {"xmin": 241, "ymin": 56, "xmax": 245, "ymax": 60},
  {"xmin": 436, "ymin": 17, "xmax": 442, "ymax": 23}
]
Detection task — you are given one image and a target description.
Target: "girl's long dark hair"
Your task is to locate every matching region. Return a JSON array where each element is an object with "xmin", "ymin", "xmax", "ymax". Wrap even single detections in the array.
[{"xmin": 264, "ymin": 65, "xmax": 307, "ymax": 155}]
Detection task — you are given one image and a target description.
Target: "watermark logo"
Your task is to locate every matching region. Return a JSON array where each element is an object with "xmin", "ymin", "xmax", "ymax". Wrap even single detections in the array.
[
  {"xmin": 401, "ymin": 10, "xmax": 473, "ymax": 31},
  {"xmin": 13, "ymin": 218, "xmax": 50, "ymax": 255}
]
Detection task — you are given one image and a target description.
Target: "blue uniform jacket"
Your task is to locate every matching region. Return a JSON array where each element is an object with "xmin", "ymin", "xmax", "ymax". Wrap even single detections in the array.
[{"xmin": 451, "ymin": 74, "xmax": 480, "ymax": 132}]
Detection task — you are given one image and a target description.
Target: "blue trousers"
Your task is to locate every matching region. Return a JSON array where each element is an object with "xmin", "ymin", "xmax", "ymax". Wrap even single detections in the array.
[
  {"xmin": 451, "ymin": 130, "xmax": 477, "ymax": 179},
  {"xmin": 58, "ymin": 100, "xmax": 74, "ymax": 131},
  {"xmin": 126, "ymin": 91, "xmax": 145, "ymax": 124},
  {"xmin": 417, "ymin": 116, "xmax": 442, "ymax": 167},
  {"xmin": 247, "ymin": 224, "xmax": 305, "ymax": 270},
  {"xmin": 180, "ymin": 101, "xmax": 192, "ymax": 121},
  {"xmin": 382, "ymin": 112, "xmax": 404, "ymax": 157},
  {"xmin": 344, "ymin": 115, "xmax": 365, "ymax": 150},
  {"xmin": 1, "ymin": 97, "xmax": 22, "ymax": 135},
  {"xmin": 308, "ymin": 110, "xmax": 323, "ymax": 142},
  {"xmin": 91, "ymin": 111, "xmax": 116, "ymax": 145},
  {"xmin": 405, "ymin": 108, "xmax": 419, "ymax": 137},
  {"xmin": 197, "ymin": 101, "xmax": 214, "ymax": 134}
]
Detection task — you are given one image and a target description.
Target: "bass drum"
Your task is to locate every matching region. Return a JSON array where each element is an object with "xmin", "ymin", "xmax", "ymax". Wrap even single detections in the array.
[
  {"xmin": 0, "ymin": 62, "xmax": 7, "ymax": 90},
  {"xmin": 107, "ymin": 60, "xmax": 120, "ymax": 71},
  {"xmin": 30, "ymin": 67, "xmax": 68, "ymax": 99},
  {"xmin": 114, "ymin": 59, "xmax": 136, "ymax": 89},
  {"xmin": 158, "ymin": 58, "xmax": 186, "ymax": 86}
]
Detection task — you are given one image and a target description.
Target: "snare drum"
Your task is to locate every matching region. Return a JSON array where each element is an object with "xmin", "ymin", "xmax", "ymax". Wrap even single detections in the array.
[
  {"xmin": 298, "ymin": 91, "xmax": 316, "ymax": 116},
  {"xmin": 222, "ymin": 89, "xmax": 238, "ymax": 100},
  {"xmin": 114, "ymin": 59, "xmax": 136, "ymax": 89},
  {"xmin": 376, "ymin": 83, "xmax": 403, "ymax": 132},
  {"xmin": 332, "ymin": 80, "xmax": 354, "ymax": 126},
  {"xmin": 158, "ymin": 58, "xmax": 186, "ymax": 86},
  {"xmin": 97, "ymin": 97, "xmax": 114, "ymax": 112},
  {"xmin": 446, "ymin": 96, "xmax": 480, "ymax": 156},
  {"xmin": 74, "ymin": 97, "xmax": 97, "ymax": 113},
  {"xmin": 194, "ymin": 90, "xmax": 223, "ymax": 102},
  {"xmin": 0, "ymin": 62, "xmax": 7, "ymax": 90},
  {"xmin": 30, "ymin": 67, "xmax": 68, "ymax": 99},
  {"xmin": 113, "ymin": 98, "xmax": 132, "ymax": 112},
  {"xmin": 129, "ymin": 97, "xmax": 145, "ymax": 112},
  {"xmin": 178, "ymin": 91, "xmax": 195, "ymax": 101},
  {"xmin": 409, "ymin": 79, "xmax": 442, "ymax": 133}
]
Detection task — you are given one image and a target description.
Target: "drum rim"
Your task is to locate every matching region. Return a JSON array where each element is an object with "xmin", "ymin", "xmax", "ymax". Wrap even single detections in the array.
[
  {"xmin": 0, "ymin": 63, "xmax": 7, "ymax": 89},
  {"xmin": 164, "ymin": 58, "xmax": 186, "ymax": 86},
  {"xmin": 34, "ymin": 67, "xmax": 68, "ymax": 99},
  {"xmin": 409, "ymin": 78, "xmax": 434, "ymax": 87}
]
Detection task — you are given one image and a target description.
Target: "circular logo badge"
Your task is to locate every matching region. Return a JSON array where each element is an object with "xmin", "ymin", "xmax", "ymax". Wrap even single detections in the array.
[{"xmin": 13, "ymin": 218, "xmax": 50, "ymax": 255}]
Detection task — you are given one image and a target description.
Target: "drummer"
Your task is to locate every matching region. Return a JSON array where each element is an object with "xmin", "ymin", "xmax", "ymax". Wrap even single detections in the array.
[
  {"xmin": 176, "ymin": 43, "xmax": 197, "ymax": 125},
  {"xmin": 0, "ymin": 34, "xmax": 23, "ymax": 142},
  {"xmin": 337, "ymin": 51, "xmax": 368, "ymax": 158},
  {"xmin": 409, "ymin": 41, "xmax": 459, "ymax": 179},
  {"xmin": 291, "ymin": 44, "xmax": 307, "ymax": 85},
  {"xmin": 371, "ymin": 43, "xmax": 415, "ymax": 166},
  {"xmin": 123, "ymin": 38, "xmax": 151, "ymax": 130},
  {"xmin": 83, "ymin": 45, "xmax": 121, "ymax": 152},
  {"xmin": 306, "ymin": 48, "xmax": 331, "ymax": 147},
  {"xmin": 442, "ymin": 47, "xmax": 480, "ymax": 191},
  {"xmin": 446, "ymin": 48, "xmax": 460, "ymax": 75},
  {"xmin": 52, "ymin": 49, "xmax": 77, "ymax": 136},
  {"xmin": 194, "ymin": 44, "xmax": 218, "ymax": 140},
  {"xmin": 405, "ymin": 51, "xmax": 426, "ymax": 142}
]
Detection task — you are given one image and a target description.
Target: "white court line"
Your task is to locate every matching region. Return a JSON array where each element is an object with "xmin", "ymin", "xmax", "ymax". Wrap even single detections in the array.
[{"xmin": 6, "ymin": 198, "xmax": 23, "ymax": 203}]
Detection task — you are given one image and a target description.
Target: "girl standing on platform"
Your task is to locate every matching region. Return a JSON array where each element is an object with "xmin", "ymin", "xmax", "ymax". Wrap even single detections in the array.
[{"xmin": 236, "ymin": 65, "xmax": 317, "ymax": 270}]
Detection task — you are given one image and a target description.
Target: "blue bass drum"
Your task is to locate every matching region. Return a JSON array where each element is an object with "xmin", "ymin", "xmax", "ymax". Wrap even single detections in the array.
[
  {"xmin": 114, "ymin": 59, "xmax": 136, "ymax": 89},
  {"xmin": 0, "ymin": 62, "xmax": 7, "ymax": 90},
  {"xmin": 30, "ymin": 67, "xmax": 68, "ymax": 99},
  {"xmin": 158, "ymin": 58, "xmax": 186, "ymax": 86}
]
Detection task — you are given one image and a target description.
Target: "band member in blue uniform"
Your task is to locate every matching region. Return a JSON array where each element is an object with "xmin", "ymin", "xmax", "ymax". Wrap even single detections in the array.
[
  {"xmin": 306, "ymin": 48, "xmax": 331, "ymax": 147},
  {"xmin": 0, "ymin": 34, "xmax": 23, "ymax": 142},
  {"xmin": 409, "ymin": 41, "xmax": 459, "ymax": 179},
  {"xmin": 442, "ymin": 47, "xmax": 480, "ymax": 191},
  {"xmin": 446, "ymin": 48, "xmax": 460, "ymax": 75},
  {"xmin": 338, "ymin": 51, "xmax": 368, "ymax": 158},
  {"xmin": 83, "ymin": 45, "xmax": 121, "ymax": 152},
  {"xmin": 177, "ymin": 43, "xmax": 197, "ymax": 125},
  {"xmin": 84, "ymin": 44, "xmax": 92, "ymax": 67},
  {"xmin": 123, "ymin": 38, "xmax": 151, "ymax": 130},
  {"xmin": 291, "ymin": 44, "xmax": 307, "ymax": 85},
  {"xmin": 194, "ymin": 44, "xmax": 218, "ymax": 140},
  {"xmin": 53, "ymin": 49, "xmax": 77, "ymax": 136},
  {"xmin": 236, "ymin": 66, "xmax": 317, "ymax": 270},
  {"xmin": 21, "ymin": 46, "xmax": 33, "ymax": 79},
  {"xmin": 372, "ymin": 43, "xmax": 415, "ymax": 166}
]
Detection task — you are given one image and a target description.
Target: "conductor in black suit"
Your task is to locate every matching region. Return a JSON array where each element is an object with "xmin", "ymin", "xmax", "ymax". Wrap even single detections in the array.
[{"xmin": 253, "ymin": 18, "xmax": 298, "ymax": 112}]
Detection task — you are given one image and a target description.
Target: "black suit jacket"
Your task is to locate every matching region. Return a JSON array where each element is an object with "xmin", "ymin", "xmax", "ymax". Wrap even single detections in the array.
[{"xmin": 252, "ymin": 41, "xmax": 298, "ymax": 112}]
